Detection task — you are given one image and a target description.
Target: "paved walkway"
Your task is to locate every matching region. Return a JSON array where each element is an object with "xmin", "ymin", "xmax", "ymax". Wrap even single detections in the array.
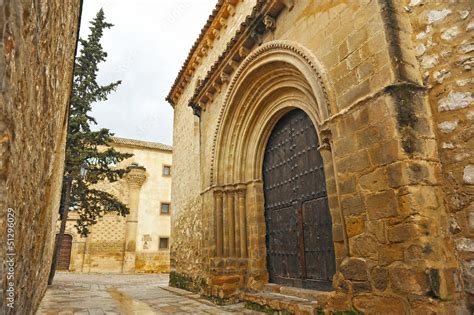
[{"xmin": 37, "ymin": 273, "xmax": 261, "ymax": 315}]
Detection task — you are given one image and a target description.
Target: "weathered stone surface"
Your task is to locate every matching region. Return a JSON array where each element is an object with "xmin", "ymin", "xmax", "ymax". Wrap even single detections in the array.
[
  {"xmin": 366, "ymin": 190, "xmax": 399, "ymax": 220},
  {"xmin": 1, "ymin": 1, "xmax": 81, "ymax": 314},
  {"xmin": 390, "ymin": 266, "xmax": 429, "ymax": 295},
  {"xmin": 168, "ymin": 0, "xmax": 469, "ymax": 312},
  {"xmin": 353, "ymin": 295, "xmax": 407, "ymax": 314},
  {"xmin": 339, "ymin": 258, "xmax": 368, "ymax": 281},
  {"xmin": 349, "ymin": 234, "xmax": 378, "ymax": 259},
  {"xmin": 463, "ymin": 165, "xmax": 474, "ymax": 185},
  {"xmin": 370, "ymin": 266, "xmax": 389, "ymax": 291},
  {"xmin": 409, "ymin": 1, "xmax": 474, "ymax": 305},
  {"xmin": 387, "ymin": 223, "xmax": 422, "ymax": 243},
  {"xmin": 345, "ymin": 216, "xmax": 365, "ymax": 237}
]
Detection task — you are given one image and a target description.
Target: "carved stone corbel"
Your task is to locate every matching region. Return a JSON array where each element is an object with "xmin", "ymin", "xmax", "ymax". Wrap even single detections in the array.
[
  {"xmin": 212, "ymin": 28, "xmax": 220, "ymax": 39},
  {"xmin": 220, "ymin": 72, "xmax": 230, "ymax": 84},
  {"xmin": 249, "ymin": 30, "xmax": 263, "ymax": 46},
  {"xmin": 191, "ymin": 103, "xmax": 202, "ymax": 118},
  {"xmin": 227, "ymin": 4, "xmax": 236, "ymax": 16},
  {"xmin": 219, "ymin": 17, "xmax": 227, "ymax": 28},
  {"xmin": 263, "ymin": 15, "xmax": 276, "ymax": 31},
  {"xmin": 239, "ymin": 46, "xmax": 250, "ymax": 58}
]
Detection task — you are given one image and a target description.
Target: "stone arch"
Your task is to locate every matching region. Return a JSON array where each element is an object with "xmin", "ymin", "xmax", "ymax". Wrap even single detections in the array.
[
  {"xmin": 210, "ymin": 41, "xmax": 334, "ymax": 185},
  {"xmin": 207, "ymin": 41, "xmax": 345, "ymax": 289},
  {"xmin": 211, "ymin": 40, "xmax": 335, "ymax": 186}
]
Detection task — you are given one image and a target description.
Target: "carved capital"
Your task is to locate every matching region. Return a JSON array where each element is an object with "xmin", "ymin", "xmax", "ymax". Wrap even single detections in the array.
[
  {"xmin": 318, "ymin": 129, "xmax": 332, "ymax": 152},
  {"xmin": 126, "ymin": 163, "xmax": 147, "ymax": 188},
  {"xmin": 235, "ymin": 184, "xmax": 247, "ymax": 196},
  {"xmin": 213, "ymin": 187, "xmax": 224, "ymax": 197}
]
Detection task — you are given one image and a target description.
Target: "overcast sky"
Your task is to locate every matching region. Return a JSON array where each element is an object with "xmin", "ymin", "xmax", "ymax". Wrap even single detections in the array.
[{"xmin": 80, "ymin": 0, "xmax": 216, "ymax": 145}]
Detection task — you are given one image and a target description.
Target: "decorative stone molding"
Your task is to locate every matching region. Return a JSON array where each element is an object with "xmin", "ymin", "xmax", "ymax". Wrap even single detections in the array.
[
  {"xmin": 166, "ymin": 0, "xmax": 245, "ymax": 105},
  {"xmin": 227, "ymin": 4, "xmax": 236, "ymax": 16},
  {"xmin": 209, "ymin": 40, "xmax": 333, "ymax": 185},
  {"xmin": 263, "ymin": 15, "xmax": 276, "ymax": 31},
  {"xmin": 167, "ymin": 0, "xmax": 296, "ymax": 106},
  {"xmin": 220, "ymin": 72, "xmax": 230, "ymax": 84}
]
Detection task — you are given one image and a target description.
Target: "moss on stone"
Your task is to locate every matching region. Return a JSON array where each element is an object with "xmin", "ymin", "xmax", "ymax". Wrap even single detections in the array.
[
  {"xmin": 205, "ymin": 295, "xmax": 235, "ymax": 306},
  {"xmin": 335, "ymin": 311, "xmax": 364, "ymax": 315},
  {"xmin": 244, "ymin": 301, "xmax": 293, "ymax": 314},
  {"xmin": 169, "ymin": 271, "xmax": 211, "ymax": 299}
]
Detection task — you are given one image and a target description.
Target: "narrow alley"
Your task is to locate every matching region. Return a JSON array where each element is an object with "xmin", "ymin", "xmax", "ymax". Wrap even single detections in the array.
[{"xmin": 37, "ymin": 273, "xmax": 261, "ymax": 314}]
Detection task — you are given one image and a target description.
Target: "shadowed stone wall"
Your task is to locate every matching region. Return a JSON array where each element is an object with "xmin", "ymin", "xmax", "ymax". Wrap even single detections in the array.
[{"xmin": 1, "ymin": 0, "xmax": 81, "ymax": 314}]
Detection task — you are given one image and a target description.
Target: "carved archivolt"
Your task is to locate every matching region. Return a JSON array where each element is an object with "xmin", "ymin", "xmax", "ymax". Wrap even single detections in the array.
[{"xmin": 209, "ymin": 40, "xmax": 334, "ymax": 186}]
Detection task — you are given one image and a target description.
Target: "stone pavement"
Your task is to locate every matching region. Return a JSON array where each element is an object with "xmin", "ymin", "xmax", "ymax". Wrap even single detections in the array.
[{"xmin": 37, "ymin": 273, "xmax": 262, "ymax": 315}]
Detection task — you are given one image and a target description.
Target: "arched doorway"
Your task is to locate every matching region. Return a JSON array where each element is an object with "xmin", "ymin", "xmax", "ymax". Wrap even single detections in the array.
[
  {"xmin": 57, "ymin": 234, "xmax": 73, "ymax": 271},
  {"xmin": 262, "ymin": 109, "xmax": 336, "ymax": 290}
]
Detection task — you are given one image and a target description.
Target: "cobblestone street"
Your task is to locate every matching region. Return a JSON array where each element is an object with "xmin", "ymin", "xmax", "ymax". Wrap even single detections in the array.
[{"xmin": 37, "ymin": 273, "xmax": 261, "ymax": 314}]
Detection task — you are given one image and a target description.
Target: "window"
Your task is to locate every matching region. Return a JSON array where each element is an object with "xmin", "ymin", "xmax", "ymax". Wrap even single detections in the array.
[
  {"xmin": 159, "ymin": 237, "xmax": 169, "ymax": 249},
  {"xmin": 160, "ymin": 203, "xmax": 170, "ymax": 215},
  {"xmin": 162, "ymin": 165, "xmax": 171, "ymax": 177}
]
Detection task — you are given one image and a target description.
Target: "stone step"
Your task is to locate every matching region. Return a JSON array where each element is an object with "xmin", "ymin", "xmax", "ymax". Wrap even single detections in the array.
[
  {"xmin": 263, "ymin": 283, "xmax": 333, "ymax": 306},
  {"xmin": 240, "ymin": 290, "xmax": 321, "ymax": 315}
]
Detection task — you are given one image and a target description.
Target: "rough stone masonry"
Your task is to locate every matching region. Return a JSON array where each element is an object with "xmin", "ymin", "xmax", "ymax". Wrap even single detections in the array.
[
  {"xmin": 168, "ymin": 0, "xmax": 473, "ymax": 313},
  {"xmin": 1, "ymin": 1, "xmax": 81, "ymax": 314}
]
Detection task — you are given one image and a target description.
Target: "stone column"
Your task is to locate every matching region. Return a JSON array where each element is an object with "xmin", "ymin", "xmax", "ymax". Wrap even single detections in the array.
[
  {"xmin": 82, "ymin": 234, "xmax": 91, "ymax": 272},
  {"xmin": 214, "ymin": 188, "xmax": 224, "ymax": 257},
  {"xmin": 227, "ymin": 190, "xmax": 236, "ymax": 257},
  {"xmin": 236, "ymin": 187, "xmax": 248, "ymax": 258},
  {"xmin": 123, "ymin": 163, "xmax": 146, "ymax": 273},
  {"xmin": 223, "ymin": 191, "xmax": 230, "ymax": 257}
]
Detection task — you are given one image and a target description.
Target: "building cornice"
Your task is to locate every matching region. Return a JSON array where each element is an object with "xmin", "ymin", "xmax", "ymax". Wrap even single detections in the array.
[
  {"xmin": 110, "ymin": 136, "xmax": 172, "ymax": 152},
  {"xmin": 166, "ymin": 0, "xmax": 294, "ymax": 108},
  {"xmin": 166, "ymin": 0, "xmax": 242, "ymax": 106},
  {"xmin": 187, "ymin": 0, "xmax": 293, "ymax": 113}
]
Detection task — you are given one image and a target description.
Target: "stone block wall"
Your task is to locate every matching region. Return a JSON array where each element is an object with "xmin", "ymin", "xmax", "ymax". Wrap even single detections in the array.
[
  {"xmin": 406, "ymin": 0, "xmax": 474, "ymax": 308},
  {"xmin": 1, "ymin": 0, "xmax": 81, "ymax": 314},
  {"xmin": 85, "ymin": 215, "xmax": 127, "ymax": 273},
  {"xmin": 169, "ymin": 0, "xmax": 469, "ymax": 312}
]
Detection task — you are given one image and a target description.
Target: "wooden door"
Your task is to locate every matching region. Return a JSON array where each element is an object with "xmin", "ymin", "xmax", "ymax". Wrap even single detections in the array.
[
  {"xmin": 263, "ymin": 109, "xmax": 336, "ymax": 290},
  {"xmin": 57, "ymin": 234, "xmax": 72, "ymax": 271}
]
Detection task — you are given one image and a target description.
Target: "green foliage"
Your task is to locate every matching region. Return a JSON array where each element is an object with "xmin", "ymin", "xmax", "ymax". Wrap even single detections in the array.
[{"xmin": 62, "ymin": 9, "xmax": 132, "ymax": 237}]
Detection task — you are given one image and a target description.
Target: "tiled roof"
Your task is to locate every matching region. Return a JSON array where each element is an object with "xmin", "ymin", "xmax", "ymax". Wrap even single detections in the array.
[
  {"xmin": 110, "ymin": 136, "xmax": 172, "ymax": 152},
  {"xmin": 166, "ymin": 0, "xmax": 226, "ymax": 105}
]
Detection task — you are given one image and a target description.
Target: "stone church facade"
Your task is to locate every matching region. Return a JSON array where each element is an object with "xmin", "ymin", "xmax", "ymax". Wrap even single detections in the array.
[
  {"xmin": 57, "ymin": 137, "xmax": 173, "ymax": 274},
  {"xmin": 168, "ymin": 0, "xmax": 473, "ymax": 313}
]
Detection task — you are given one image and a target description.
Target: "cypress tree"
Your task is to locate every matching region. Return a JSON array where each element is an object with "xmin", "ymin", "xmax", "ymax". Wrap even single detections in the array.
[{"xmin": 49, "ymin": 9, "xmax": 131, "ymax": 284}]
